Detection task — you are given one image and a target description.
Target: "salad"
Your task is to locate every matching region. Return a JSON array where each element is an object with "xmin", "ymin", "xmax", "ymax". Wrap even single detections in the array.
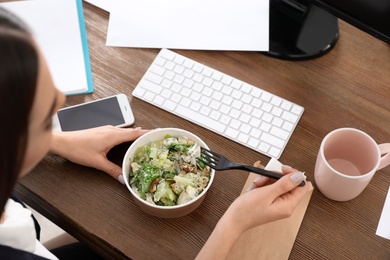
[{"xmin": 129, "ymin": 135, "xmax": 211, "ymax": 206}]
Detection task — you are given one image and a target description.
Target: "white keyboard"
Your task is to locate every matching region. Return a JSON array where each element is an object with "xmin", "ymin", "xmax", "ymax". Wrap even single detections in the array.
[{"xmin": 132, "ymin": 49, "xmax": 304, "ymax": 159}]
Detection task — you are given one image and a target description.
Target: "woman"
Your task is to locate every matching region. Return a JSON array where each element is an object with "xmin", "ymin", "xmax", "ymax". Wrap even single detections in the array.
[
  {"xmin": 0, "ymin": 7, "xmax": 309, "ymax": 259},
  {"xmin": 0, "ymin": 7, "xmax": 148, "ymax": 259}
]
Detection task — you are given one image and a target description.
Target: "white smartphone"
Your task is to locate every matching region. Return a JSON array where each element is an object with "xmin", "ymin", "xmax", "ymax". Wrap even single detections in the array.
[{"xmin": 52, "ymin": 94, "xmax": 135, "ymax": 131}]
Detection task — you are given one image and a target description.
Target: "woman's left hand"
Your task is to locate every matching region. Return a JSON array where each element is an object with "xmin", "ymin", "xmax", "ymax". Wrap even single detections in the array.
[{"xmin": 50, "ymin": 125, "xmax": 150, "ymax": 183}]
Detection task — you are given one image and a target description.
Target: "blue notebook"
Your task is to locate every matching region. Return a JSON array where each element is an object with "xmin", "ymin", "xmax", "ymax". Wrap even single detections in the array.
[
  {"xmin": 74, "ymin": 0, "xmax": 94, "ymax": 95},
  {"xmin": 0, "ymin": 0, "xmax": 94, "ymax": 95}
]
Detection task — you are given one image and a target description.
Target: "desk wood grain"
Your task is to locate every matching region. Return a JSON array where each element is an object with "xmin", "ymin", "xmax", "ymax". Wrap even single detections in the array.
[{"xmin": 13, "ymin": 1, "xmax": 390, "ymax": 259}]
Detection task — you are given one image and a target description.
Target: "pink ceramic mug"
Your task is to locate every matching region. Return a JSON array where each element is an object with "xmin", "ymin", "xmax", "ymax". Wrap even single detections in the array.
[{"xmin": 314, "ymin": 128, "xmax": 390, "ymax": 201}]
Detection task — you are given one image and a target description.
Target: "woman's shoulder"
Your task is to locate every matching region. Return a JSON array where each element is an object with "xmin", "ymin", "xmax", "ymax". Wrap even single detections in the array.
[
  {"xmin": 0, "ymin": 244, "xmax": 49, "ymax": 259},
  {"xmin": 10, "ymin": 193, "xmax": 41, "ymax": 239}
]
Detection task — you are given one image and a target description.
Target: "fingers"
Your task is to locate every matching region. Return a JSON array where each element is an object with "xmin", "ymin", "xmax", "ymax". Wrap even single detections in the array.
[
  {"xmin": 269, "ymin": 171, "xmax": 307, "ymax": 198},
  {"xmin": 108, "ymin": 126, "xmax": 151, "ymax": 144},
  {"xmin": 94, "ymin": 126, "xmax": 150, "ymax": 183},
  {"xmin": 97, "ymin": 157, "xmax": 124, "ymax": 183},
  {"xmin": 247, "ymin": 165, "xmax": 299, "ymax": 192},
  {"xmin": 281, "ymin": 165, "xmax": 297, "ymax": 174},
  {"xmin": 246, "ymin": 175, "xmax": 269, "ymax": 191},
  {"xmin": 103, "ymin": 127, "xmax": 151, "ymax": 182}
]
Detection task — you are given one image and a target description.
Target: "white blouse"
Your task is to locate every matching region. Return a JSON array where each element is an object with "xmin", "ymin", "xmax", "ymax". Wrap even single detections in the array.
[{"xmin": 0, "ymin": 198, "xmax": 58, "ymax": 259}]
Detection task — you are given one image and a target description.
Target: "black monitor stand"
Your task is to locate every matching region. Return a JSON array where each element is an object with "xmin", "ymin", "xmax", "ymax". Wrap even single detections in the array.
[{"xmin": 264, "ymin": 0, "xmax": 339, "ymax": 60}]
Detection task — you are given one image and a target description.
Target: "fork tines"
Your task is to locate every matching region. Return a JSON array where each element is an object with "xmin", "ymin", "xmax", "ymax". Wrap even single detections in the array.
[{"xmin": 198, "ymin": 147, "xmax": 219, "ymax": 169}]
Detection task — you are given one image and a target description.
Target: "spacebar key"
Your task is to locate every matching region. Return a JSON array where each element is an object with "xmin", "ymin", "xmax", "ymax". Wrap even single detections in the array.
[{"xmin": 175, "ymin": 105, "xmax": 226, "ymax": 133}]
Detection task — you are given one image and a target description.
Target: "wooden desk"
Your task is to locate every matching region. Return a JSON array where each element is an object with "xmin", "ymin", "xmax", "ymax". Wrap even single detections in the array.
[{"xmin": 14, "ymin": 2, "xmax": 390, "ymax": 259}]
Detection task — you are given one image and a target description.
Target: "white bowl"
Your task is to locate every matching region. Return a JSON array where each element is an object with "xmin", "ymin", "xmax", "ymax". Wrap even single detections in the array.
[{"xmin": 122, "ymin": 128, "xmax": 215, "ymax": 218}]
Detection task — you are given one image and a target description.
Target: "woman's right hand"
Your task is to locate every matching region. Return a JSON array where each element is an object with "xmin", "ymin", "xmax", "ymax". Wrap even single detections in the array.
[
  {"xmin": 196, "ymin": 166, "xmax": 310, "ymax": 259},
  {"xmin": 226, "ymin": 166, "xmax": 309, "ymax": 232}
]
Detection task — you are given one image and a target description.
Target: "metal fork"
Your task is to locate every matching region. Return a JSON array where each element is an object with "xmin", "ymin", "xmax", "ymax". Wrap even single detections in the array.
[{"xmin": 198, "ymin": 147, "xmax": 305, "ymax": 186}]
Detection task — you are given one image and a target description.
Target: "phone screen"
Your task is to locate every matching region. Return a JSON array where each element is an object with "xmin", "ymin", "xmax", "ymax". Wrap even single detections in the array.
[{"xmin": 57, "ymin": 97, "xmax": 125, "ymax": 131}]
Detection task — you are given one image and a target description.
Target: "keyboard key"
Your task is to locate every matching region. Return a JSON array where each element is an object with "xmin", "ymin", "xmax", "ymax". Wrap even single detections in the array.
[
  {"xmin": 132, "ymin": 49, "xmax": 304, "ymax": 159},
  {"xmin": 161, "ymin": 79, "xmax": 172, "ymax": 89},
  {"xmin": 241, "ymin": 83, "xmax": 252, "ymax": 94},
  {"xmin": 239, "ymin": 123, "xmax": 251, "ymax": 134},
  {"xmin": 242, "ymin": 104, "xmax": 253, "ymax": 114},
  {"xmin": 281, "ymin": 100, "xmax": 292, "ymax": 110},
  {"xmin": 145, "ymin": 72, "xmax": 163, "ymax": 85},
  {"xmin": 232, "ymin": 100, "xmax": 243, "ymax": 110},
  {"xmin": 238, "ymin": 133, "xmax": 249, "ymax": 143},
  {"xmin": 153, "ymin": 95, "xmax": 165, "ymax": 106},
  {"xmin": 183, "ymin": 78, "xmax": 194, "ymax": 88},
  {"xmin": 154, "ymin": 56, "xmax": 166, "ymax": 67},
  {"xmin": 269, "ymin": 147, "xmax": 281, "ymax": 158},
  {"xmin": 270, "ymin": 126, "xmax": 289, "ymax": 140},
  {"xmin": 212, "ymin": 71, "xmax": 223, "ymax": 81},
  {"xmin": 258, "ymin": 142, "xmax": 270, "ymax": 153},
  {"xmin": 193, "ymin": 73, "xmax": 203, "ymax": 83},
  {"xmin": 282, "ymin": 111, "xmax": 299, "ymax": 123},
  {"xmin": 141, "ymin": 81, "xmax": 162, "ymax": 95},
  {"xmin": 180, "ymin": 87, "xmax": 191, "ymax": 97},
  {"xmin": 176, "ymin": 105, "xmax": 226, "ymax": 133},
  {"xmin": 230, "ymin": 119, "xmax": 241, "ymax": 129},
  {"xmin": 211, "ymin": 81, "xmax": 223, "ymax": 91},
  {"xmin": 220, "ymin": 104, "xmax": 231, "ymax": 115},
  {"xmin": 282, "ymin": 121, "xmax": 294, "ymax": 132},
  {"xmin": 249, "ymin": 117, "xmax": 261, "ymax": 128},
  {"xmin": 202, "ymin": 67, "xmax": 213, "ymax": 77},
  {"xmin": 202, "ymin": 87, "xmax": 213, "ymax": 97},
  {"xmin": 261, "ymin": 132, "xmax": 284, "ymax": 148},
  {"xmin": 149, "ymin": 64, "xmax": 165, "ymax": 76},
  {"xmin": 183, "ymin": 59, "xmax": 194, "ymax": 68},
  {"xmin": 180, "ymin": 97, "xmax": 191, "ymax": 107},
  {"xmin": 272, "ymin": 117, "xmax": 283, "ymax": 127},
  {"xmin": 162, "ymin": 99, "xmax": 176, "ymax": 111},
  {"xmin": 221, "ymin": 75, "xmax": 233, "ymax": 85},
  {"xmin": 220, "ymin": 114, "xmax": 231, "ymax": 125},
  {"xmin": 231, "ymin": 79, "xmax": 242, "ymax": 89},
  {"xmin": 222, "ymin": 96, "xmax": 233, "ymax": 105},
  {"xmin": 251, "ymin": 87, "xmax": 262, "ymax": 98},
  {"xmin": 225, "ymin": 127, "xmax": 239, "ymax": 139},
  {"xmin": 199, "ymin": 96, "xmax": 211, "ymax": 106},
  {"xmin": 210, "ymin": 110, "xmax": 221, "ymax": 120},
  {"xmin": 271, "ymin": 96, "xmax": 282, "ymax": 106},
  {"xmin": 164, "ymin": 70, "xmax": 175, "ymax": 80},
  {"xmin": 174, "ymin": 55, "xmax": 185, "ymax": 65},
  {"xmin": 161, "ymin": 89, "xmax": 172, "ymax": 99},
  {"xmin": 250, "ymin": 128, "xmax": 262, "ymax": 138},
  {"xmin": 160, "ymin": 49, "xmax": 175, "ymax": 60},
  {"xmin": 183, "ymin": 69, "xmax": 194, "ymax": 78},
  {"xmin": 291, "ymin": 104, "xmax": 304, "ymax": 115},
  {"xmin": 200, "ymin": 106, "xmax": 211, "ymax": 116},
  {"xmin": 271, "ymin": 106, "xmax": 283, "ymax": 117},
  {"xmin": 164, "ymin": 61, "xmax": 175, "ymax": 71},
  {"xmin": 241, "ymin": 94, "xmax": 252, "ymax": 104},
  {"xmin": 209, "ymin": 100, "xmax": 221, "ymax": 110},
  {"xmin": 193, "ymin": 63, "xmax": 203, "ymax": 73},
  {"xmin": 260, "ymin": 92, "xmax": 272, "ymax": 102},
  {"xmin": 132, "ymin": 86, "xmax": 145, "ymax": 97},
  {"xmin": 190, "ymin": 102, "xmax": 201, "ymax": 112},
  {"xmin": 229, "ymin": 108, "xmax": 240, "ymax": 119},
  {"xmin": 261, "ymin": 102, "xmax": 272, "ymax": 112},
  {"xmin": 144, "ymin": 91, "xmax": 155, "ymax": 101},
  {"xmin": 248, "ymin": 137, "xmax": 260, "ymax": 148},
  {"xmin": 212, "ymin": 91, "xmax": 223, "ymax": 101}
]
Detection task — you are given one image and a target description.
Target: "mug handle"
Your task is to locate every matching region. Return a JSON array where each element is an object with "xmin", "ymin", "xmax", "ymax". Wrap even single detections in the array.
[{"xmin": 378, "ymin": 143, "xmax": 390, "ymax": 170}]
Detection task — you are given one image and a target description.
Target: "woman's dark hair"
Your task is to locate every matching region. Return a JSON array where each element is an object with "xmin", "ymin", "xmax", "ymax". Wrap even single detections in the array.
[{"xmin": 0, "ymin": 7, "xmax": 39, "ymax": 213}]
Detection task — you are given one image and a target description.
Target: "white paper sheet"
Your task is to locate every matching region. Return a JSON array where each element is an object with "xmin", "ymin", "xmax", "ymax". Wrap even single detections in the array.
[
  {"xmin": 0, "ymin": 0, "xmax": 91, "ymax": 95},
  {"xmin": 106, "ymin": 0, "xmax": 269, "ymax": 51},
  {"xmin": 376, "ymin": 185, "xmax": 390, "ymax": 240}
]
